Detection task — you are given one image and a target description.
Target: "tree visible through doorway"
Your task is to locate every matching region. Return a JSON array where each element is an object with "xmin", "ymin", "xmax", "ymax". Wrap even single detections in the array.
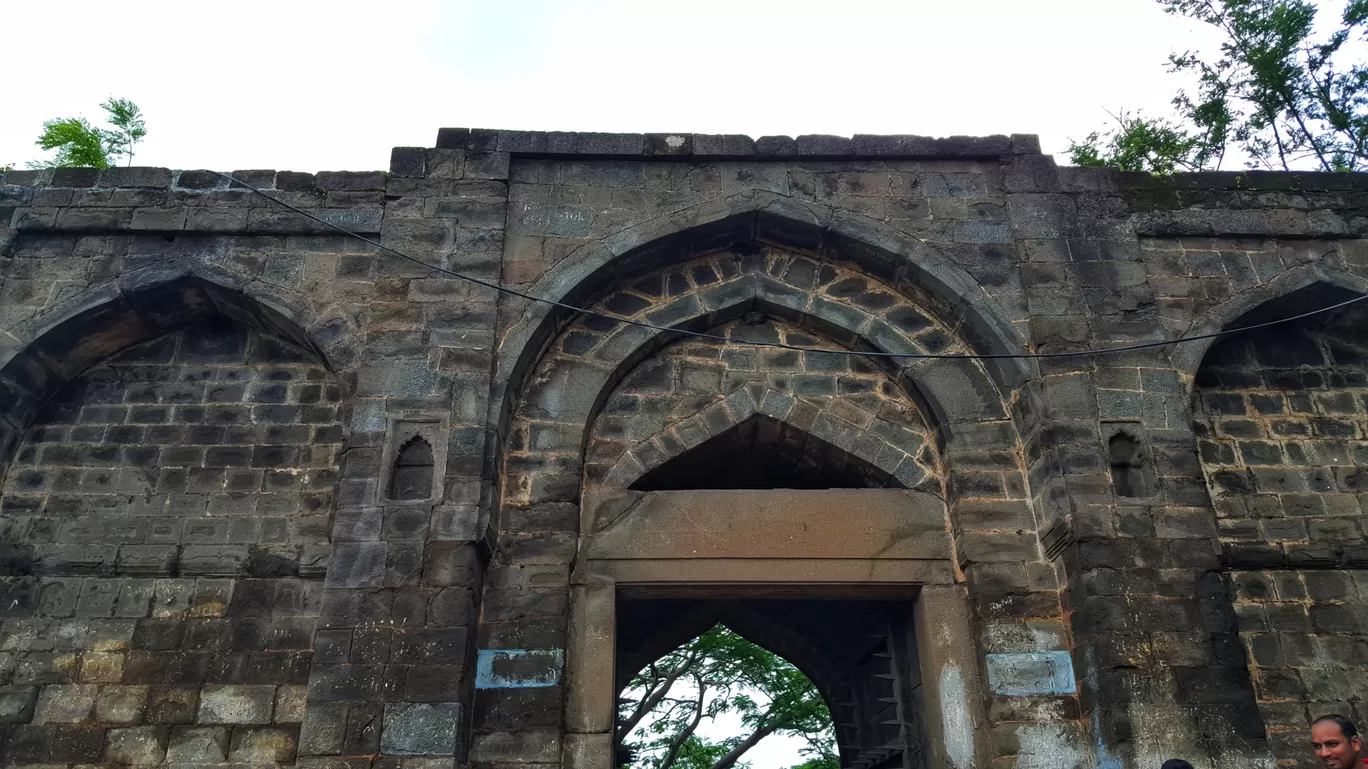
[{"xmin": 617, "ymin": 625, "xmax": 838, "ymax": 769}]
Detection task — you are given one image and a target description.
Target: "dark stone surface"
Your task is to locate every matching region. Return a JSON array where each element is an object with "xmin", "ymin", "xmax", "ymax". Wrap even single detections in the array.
[
  {"xmin": 49, "ymin": 167, "xmax": 101, "ymax": 187},
  {"xmin": 175, "ymin": 170, "xmax": 223, "ymax": 189},
  {"xmin": 13, "ymin": 129, "xmax": 1368, "ymax": 768},
  {"xmin": 380, "ymin": 702, "xmax": 461, "ymax": 755}
]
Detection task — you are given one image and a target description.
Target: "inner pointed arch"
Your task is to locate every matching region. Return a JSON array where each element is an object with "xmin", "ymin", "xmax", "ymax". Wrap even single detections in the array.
[
  {"xmin": 633, "ymin": 412, "xmax": 898, "ymax": 491},
  {"xmin": 601, "ymin": 386, "xmax": 931, "ymax": 493}
]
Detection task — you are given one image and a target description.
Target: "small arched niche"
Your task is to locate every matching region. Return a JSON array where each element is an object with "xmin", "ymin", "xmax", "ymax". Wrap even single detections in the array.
[
  {"xmin": 1107, "ymin": 430, "xmax": 1155, "ymax": 499},
  {"xmin": 389, "ymin": 435, "xmax": 436, "ymax": 501}
]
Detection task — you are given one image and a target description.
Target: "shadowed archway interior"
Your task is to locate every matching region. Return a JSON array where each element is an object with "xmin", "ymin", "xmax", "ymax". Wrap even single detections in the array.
[
  {"xmin": 616, "ymin": 596, "xmax": 928, "ymax": 769},
  {"xmin": 631, "ymin": 414, "xmax": 901, "ymax": 492}
]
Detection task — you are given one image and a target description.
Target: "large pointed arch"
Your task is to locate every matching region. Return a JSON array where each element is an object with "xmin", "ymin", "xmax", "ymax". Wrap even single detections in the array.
[
  {"xmin": 0, "ymin": 265, "xmax": 358, "ymax": 484},
  {"xmin": 493, "ymin": 194, "xmax": 1034, "ymax": 453},
  {"xmin": 503, "ymin": 252, "xmax": 1009, "ymax": 510}
]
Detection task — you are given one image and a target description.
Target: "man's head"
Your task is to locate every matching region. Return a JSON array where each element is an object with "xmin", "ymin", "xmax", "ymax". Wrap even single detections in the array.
[
  {"xmin": 1161, "ymin": 760, "xmax": 1194, "ymax": 769},
  {"xmin": 1312, "ymin": 714, "xmax": 1364, "ymax": 769}
]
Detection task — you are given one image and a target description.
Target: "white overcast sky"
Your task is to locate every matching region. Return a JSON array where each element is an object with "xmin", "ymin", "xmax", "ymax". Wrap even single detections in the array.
[{"xmin": 2, "ymin": 0, "xmax": 1234, "ymax": 173}]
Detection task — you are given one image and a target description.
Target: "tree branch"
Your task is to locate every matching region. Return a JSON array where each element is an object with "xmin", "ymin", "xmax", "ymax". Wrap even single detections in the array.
[
  {"xmin": 619, "ymin": 652, "xmax": 699, "ymax": 740},
  {"xmin": 711, "ymin": 720, "xmax": 778, "ymax": 769},
  {"xmin": 659, "ymin": 677, "xmax": 707, "ymax": 769}
]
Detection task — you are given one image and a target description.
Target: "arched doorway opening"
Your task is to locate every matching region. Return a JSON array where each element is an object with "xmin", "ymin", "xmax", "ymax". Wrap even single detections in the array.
[
  {"xmin": 615, "ymin": 594, "xmax": 930, "ymax": 769},
  {"xmin": 616, "ymin": 622, "xmax": 836, "ymax": 769},
  {"xmin": 498, "ymin": 244, "xmax": 997, "ymax": 769},
  {"xmin": 595, "ymin": 381, "xmax": 936, "ymax": 769}
]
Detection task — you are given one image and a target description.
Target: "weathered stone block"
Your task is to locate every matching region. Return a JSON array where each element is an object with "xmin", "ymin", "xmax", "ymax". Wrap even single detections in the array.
[
  {"xmin": 146, "ymin": 685, "xmax": 199, "ymax": 724},
  {"xmin": 0, "ymin": 685, "xmax": 38, "ymax": 723},
  {"xmin": 957, "ymin": 532, "xmax": 1040, "ymax": 564},
  {"xmin": 466, "ymin": 151, "xmax": 510, "ymax": 180},
  {"xmin": 49, "ymin": 723, "xmax": 108, "ymax": 762},
  {"xmin": 755, "ymin": 135, "xmax": 796, "ymax": 156},
  {"xmin": 426, "ymin": 149, "xmax": 465, "ymax": 180},
  {"xmin": 274, "ymin": 684, "xmax": 308, "ymax": 723},
  {"xmin": 166, "ymin": 725, "xmax": 229, "ymax": 762},
  {"xmin": 99, "ymin": 167, "xmax": 173, "ymax": 189},
  {"xmin": 316, "ymin": 171, "xmax": 385, "ymax": 191},
  {"xmin": 471, "ymin": 729, "xmax": 561, "ymax": 763},
  {"xmin": 391, "ymin": 147, "xmax": 427, "ymax": 178},
  {"xmin": 430, "ymin": 504, "xmax": 479, "ymax": 541},
  {"xmin": 106, "ymin": 725, "xmax": 168, "ymax": 764},
  {"xmin": 229, "ymin": 725, "xmax": 299, "ymax": 762},
  {"xmin": 174, "ymin": 169, "xmax": 222, "ymax": 189},
  {"xmin": 179, "ymin": 545, "xmax": 249, "ymax": 576},
  {"xmin": 434, "ymin": 127, "xmax": 471, "ymax": 149},
  {"xmin": 298, "ymin": 701, "xmax": 348, "ymax": 755},
  {"xmin": 381, "ymin": 702, "xmax": 462, "ymax": 756},
  {"xmin": 197, "ymin": 684, "xmax": 274, "ymax": 724},
  {"xmin": 96, "ymin": 685, "xmax": 149, "ymax": 724},
  {"xmin": 326, "ymin": 542, "xmax": 387, "ymax": 588},
  {"xmin": 50, "ymin": 167, "xmax": 101, "ymax": 187},
  {"xmin": 276, "ymin": 170, "xmax": 319, "ymax": 191},
  {"xmin": 32, "ymin": 684, "xmax": 97, "ymax": 723}
]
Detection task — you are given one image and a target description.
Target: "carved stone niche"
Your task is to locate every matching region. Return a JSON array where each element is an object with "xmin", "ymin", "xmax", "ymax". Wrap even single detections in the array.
[
  {"xmin": 1102, "ymin": 420, "xmax": 1157, "ymax": 501},
  {"xmin": 382, "ymin": 416, "xmax": 449, "ymax": 504}
]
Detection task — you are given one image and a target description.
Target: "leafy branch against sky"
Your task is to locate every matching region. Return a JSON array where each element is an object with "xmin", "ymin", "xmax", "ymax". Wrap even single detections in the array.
[
  {"xmin": 1071, "ymin": 0, "xmax": 1368, "ymax": 173},
  {"xmin": 618, "ymin": 626, "xmax": 838, "ymax": 769},
  {"xmin": 30, "ymin": 97, "xmax": 146, "ymax": 170}
]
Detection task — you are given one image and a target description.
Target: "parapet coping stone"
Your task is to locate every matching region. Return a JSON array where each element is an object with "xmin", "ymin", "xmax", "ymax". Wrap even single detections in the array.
[
  {"xmin": 3, "ymin": 130, "xmax": 1368, "ymax": 193},
  {"xmin": 431, "ymin": 127, "xmax": 1040, "ymax": 159}
]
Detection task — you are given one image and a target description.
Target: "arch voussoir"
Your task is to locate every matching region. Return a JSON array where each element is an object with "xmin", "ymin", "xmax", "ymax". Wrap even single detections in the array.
[
  {"xmin": 497, "ymin": 197, "xmax": 1031, "ymax": 431},
  {"xmin": 599, "ymin": 381, "xmax": 931, "ymax": 493},
  {"xmin": 504, "ymin": 245, "xmax": 1014, "ymax": 514}
]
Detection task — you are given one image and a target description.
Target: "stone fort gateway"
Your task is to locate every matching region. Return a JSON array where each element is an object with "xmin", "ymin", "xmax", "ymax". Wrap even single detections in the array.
[{"xmin": 4, "ymin": 127, "xmax": 1368, "ymax": 769}]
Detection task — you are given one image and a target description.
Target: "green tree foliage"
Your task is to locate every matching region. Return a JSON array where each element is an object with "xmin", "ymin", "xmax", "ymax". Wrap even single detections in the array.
[
  {"xmin": 1070, "ymin": 0, "xmax": 1368, "ymax": 172},
  {"xmin": 618, "ymin": 626, "xmax": 837, "ymax": 769},
  {"xmin": 31, "ymin": 98, "xmax": 147, "ymax": 169},
  {"xmin": 1069, "ymin": 111, "xmax": 1207, "ymax": 173}
]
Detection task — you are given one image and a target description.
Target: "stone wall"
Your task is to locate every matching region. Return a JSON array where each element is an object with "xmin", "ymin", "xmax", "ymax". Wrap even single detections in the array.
[
  {"xmin": 3, "ymin": 129, "xmax": 1368, "ymax": 769},
  {"xmin": 0, "ymin": 320, "xmax": 338, "ymax": 765},
  {"xmin": 1194, "ymin": 304, "xmax": 1368, "ymax": 765},
  {"xmin": 0, "ymin": 317, "xmax": 339, "ymax": 760},
  {"xmin": 584, "ymin": 313, "xmax": 936, "ymax": 492},
  {"xmin": 2, "ymin": 321, "xmax": 341, "ymax": 570}
]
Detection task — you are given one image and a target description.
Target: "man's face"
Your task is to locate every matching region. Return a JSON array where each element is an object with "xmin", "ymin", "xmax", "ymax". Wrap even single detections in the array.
[{"xmin": 1312, "ymin": 721, "xmax": 1363, "ymax": 769}]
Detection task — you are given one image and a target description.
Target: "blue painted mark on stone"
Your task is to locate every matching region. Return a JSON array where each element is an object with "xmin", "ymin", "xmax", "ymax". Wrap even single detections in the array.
[
  {"xmin": 475, "ymin": 649, "xmax": 564, "ymax": 689},
  {"xmin": 985, "ymin": 651, "xmax": 1076, "ymax": 696}
]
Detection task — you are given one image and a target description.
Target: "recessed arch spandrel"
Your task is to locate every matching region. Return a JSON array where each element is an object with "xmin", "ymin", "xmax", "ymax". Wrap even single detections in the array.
[
  {"xmin": 1, "ymin": 318, "xmax": 345, "ymax": 578},
  {"xmin": 1171, "ymin": 263, "xmax": 1368, "ymax": 382},
  {"xmin": 0, "ymin": 269, "xmax": 358, "ymax": 488},
  {"xmin": 490, "ymin": 201, "xmax": 1038, "ymax": 505},
  {"xmin": 498, "ymin": 194, "xmax": 1031, "ymax": 399},
  {"xmin": 501, "ymin": 247, "xmax": 1008, "ymax": 511}
]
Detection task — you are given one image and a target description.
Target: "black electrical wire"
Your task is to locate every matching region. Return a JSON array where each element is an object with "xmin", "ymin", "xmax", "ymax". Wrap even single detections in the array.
[{"xmin": 217, "ymin": 171, "xmax": 1368, "ymax": 361}]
